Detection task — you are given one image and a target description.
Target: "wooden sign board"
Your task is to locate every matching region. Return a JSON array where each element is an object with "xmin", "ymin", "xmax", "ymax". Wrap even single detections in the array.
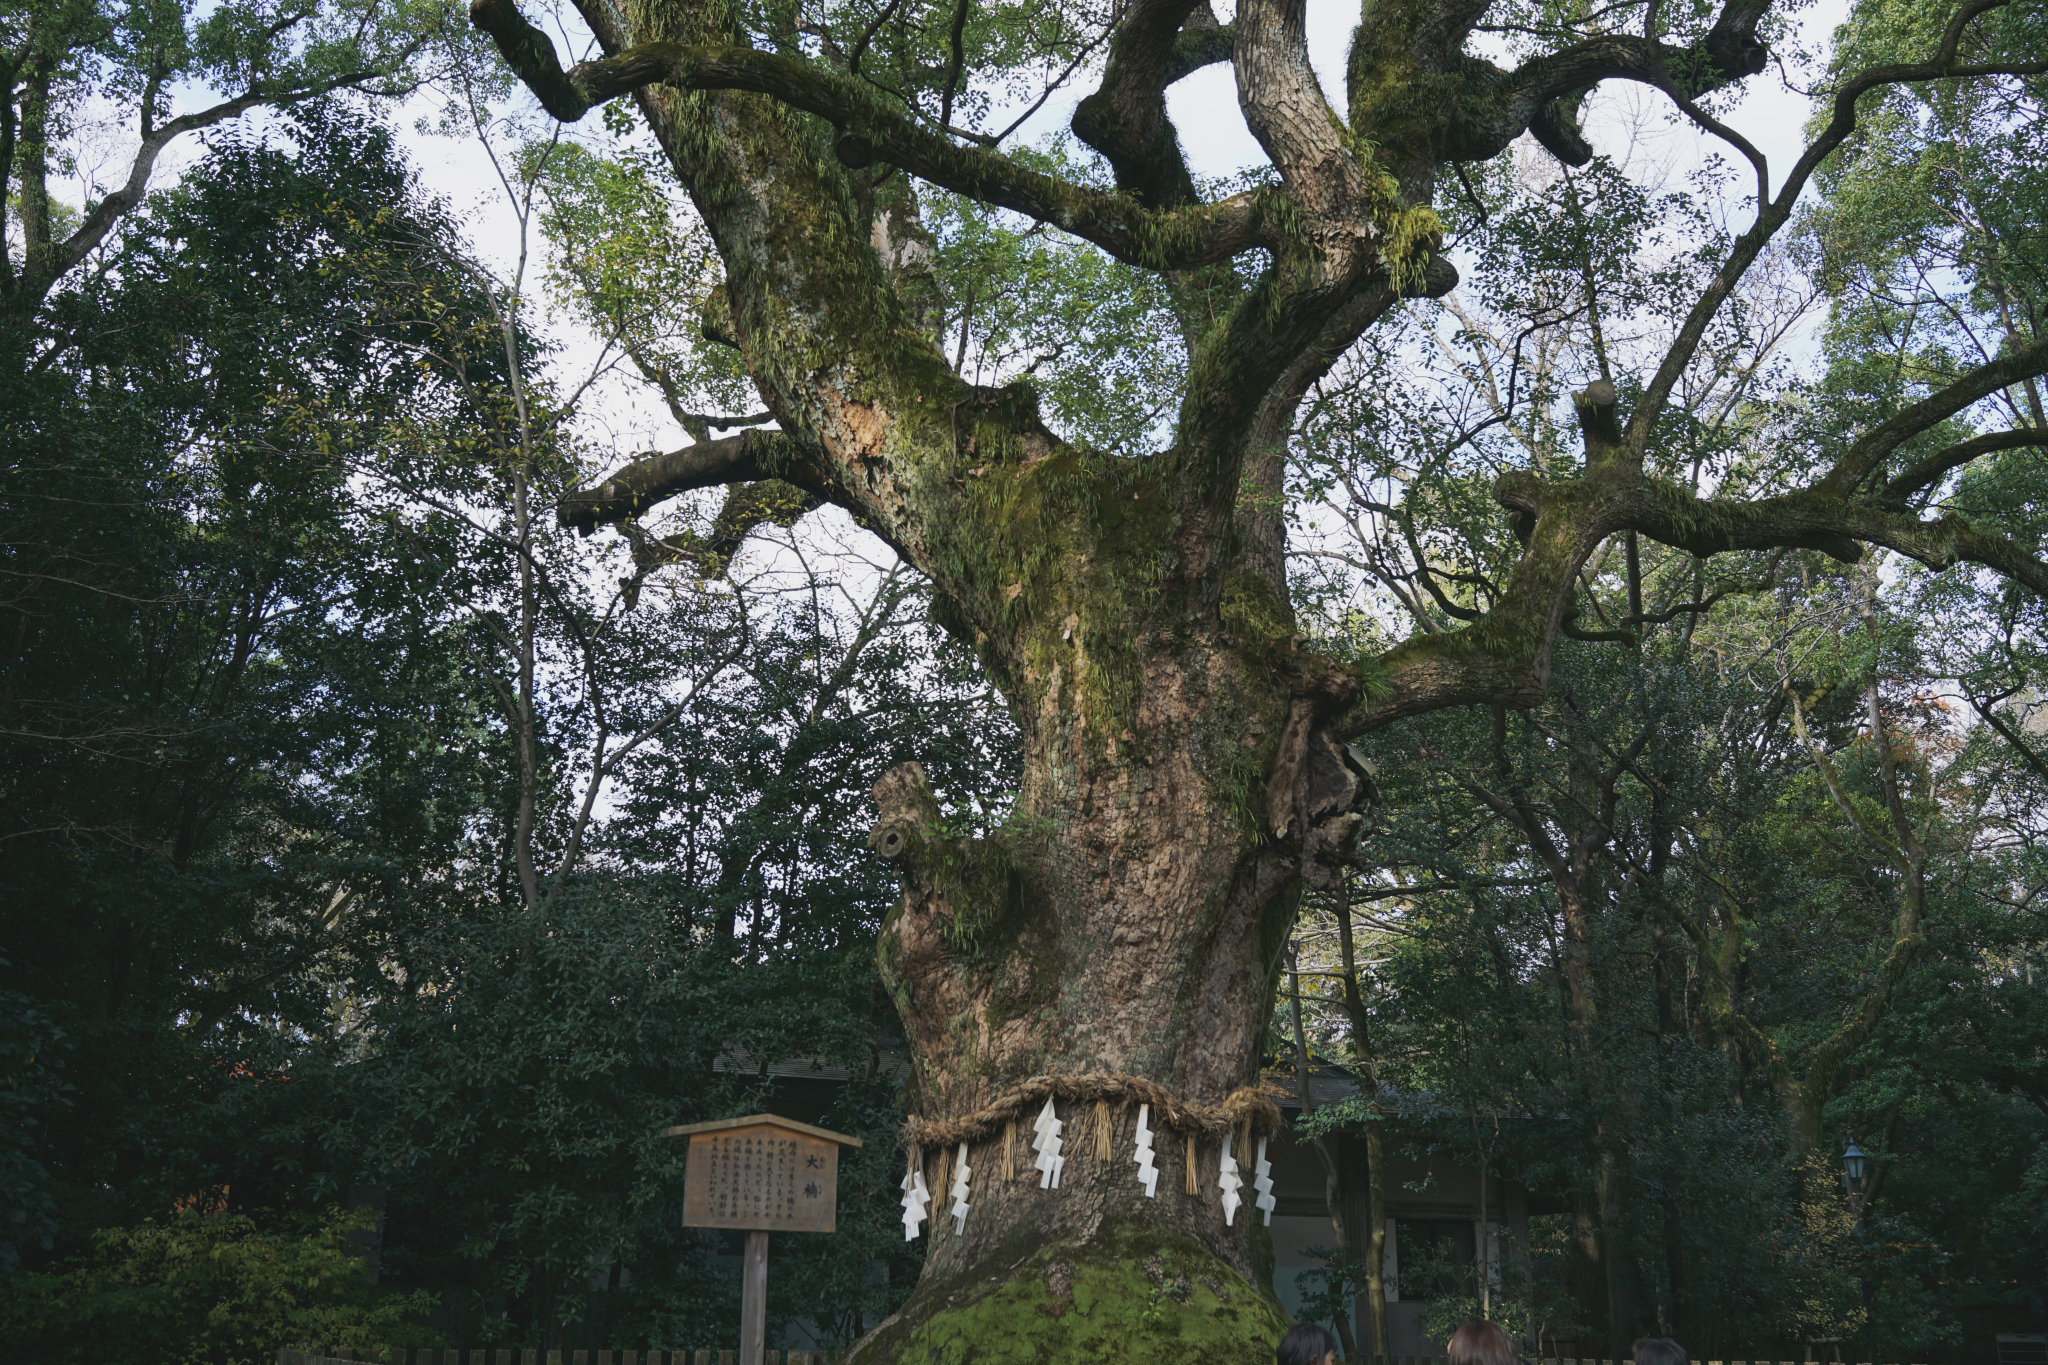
[{"xmin": 668, "ymin": 1115, "xmax": 861, "ymax": 1234}]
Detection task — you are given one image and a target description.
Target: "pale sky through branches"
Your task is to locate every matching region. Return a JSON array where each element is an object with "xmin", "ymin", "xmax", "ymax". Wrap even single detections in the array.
[
  {"xmin": 40, "ymin": 0, "xmax": 1853, "ymax": 590},
  {"xmin": 382, "ymin": 0, "xmax": 1851, "ymax": 463},
  {"xmin": 45, "ymin": 0, "xmax": 1852, "ymax": 465}
]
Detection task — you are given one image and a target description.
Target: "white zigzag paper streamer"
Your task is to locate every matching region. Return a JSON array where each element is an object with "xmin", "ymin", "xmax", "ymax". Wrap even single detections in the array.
[
  {"xmin": 1030, "ymin": 1096, "xmax": 1066, "ymax": 1189},
  {"xmin": 1132, "ymin": 1102, "xmax": 1160, "ymax": 1198},
  {"xmin": 901, "ymin": 1161, "xmax": 930, "ymax": 1241},
  {"xmin": 948, "ymin": 1141, "xmax": 972, "ymax": 1235},
  {"xmin": 1253, "ymin": 1135, "xmax": 1276, "ymax": 1226},
  {"xmin": 1218, "ymin": 1133, "xmax": 1244, "ymax": 1226}
]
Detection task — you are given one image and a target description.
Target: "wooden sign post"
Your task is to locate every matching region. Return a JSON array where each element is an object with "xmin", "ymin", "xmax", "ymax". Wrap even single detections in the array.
[{"xmin": 665, "ymin": 1114, "xmax": 863, "ymax": 1365}]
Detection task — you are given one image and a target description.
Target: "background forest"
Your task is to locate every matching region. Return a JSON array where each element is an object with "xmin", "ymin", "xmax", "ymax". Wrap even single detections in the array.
[{"xmin": 1, "ymin": 0, "xmax": 2044, "ymax": 1361}]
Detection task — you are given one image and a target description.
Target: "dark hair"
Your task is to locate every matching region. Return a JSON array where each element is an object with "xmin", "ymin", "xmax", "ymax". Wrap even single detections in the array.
[
  {"xmin": 1634, "ymin": 1340, "xmax": 1689, "ymax": 1365},
  {"xmin": 1279, "ymin": 1322, "xmax": 1344, "ymax": 1365},
  {"xmin": 1446, "ymin": 1320, "xmax": 1520, "ymax": 1365}
]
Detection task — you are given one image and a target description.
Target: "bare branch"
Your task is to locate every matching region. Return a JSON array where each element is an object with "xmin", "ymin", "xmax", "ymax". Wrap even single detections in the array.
[
  {"xmin": 32, "ymin": 70, "xmax": 397, "ymax": 301},
  {"xmin": 468, "ymin": 0, "xmax": 1272, "ymax": 269},
  {"xmin": 1886, "ymin": 427, "xmax": 2048, "ymax": 500},
  {"xmin": 557, "ymin": 430, "xmax": 811, "ymax": 532},
  {"xmin": 1626, "ymin": 0, "xmax": 2048, "ymax": 455}
]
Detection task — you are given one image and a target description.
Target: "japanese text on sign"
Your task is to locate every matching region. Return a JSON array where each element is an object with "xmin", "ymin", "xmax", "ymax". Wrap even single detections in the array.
[
  {"xmin": 709, "ymin": 1134, "xmax": 797, "ymax": 1222},
  {"xmin": 683, "ymin": 1125, "xmax": 838, "ymax": 1232}
]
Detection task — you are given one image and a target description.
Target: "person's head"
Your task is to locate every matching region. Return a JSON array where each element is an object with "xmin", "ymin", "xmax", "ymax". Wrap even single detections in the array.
[
  {"xmin": 1634, "ymin": 1339, "xmax": 1689, "ymax": 1365},
  {"xmin": 1446, "ymin": 1319, "xmax": 1520, "ymax": 1365},
  {"xmin": 1278, "ymin": 1322, "xmax": 1344, "ymax": 1365}
]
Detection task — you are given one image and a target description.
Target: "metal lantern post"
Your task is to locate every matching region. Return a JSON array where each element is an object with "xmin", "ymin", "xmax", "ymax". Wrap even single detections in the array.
[
  {"xmin": 666, "ymin": 1114, "xmax": 864, "ymax": 1365},
  {"xmin": 1842, "ymin": 1139, "xmax": 1868, "ymax": 1221}
]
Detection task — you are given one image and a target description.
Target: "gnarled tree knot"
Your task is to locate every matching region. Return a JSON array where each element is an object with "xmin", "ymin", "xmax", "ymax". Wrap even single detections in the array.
[
  {"xmin": 1265, "ymin": 701, "xmax": 1377, "ymax": 887},
  {"xmin": 869, "ymin": 760, "xmax": 940, "ymax": 861}
]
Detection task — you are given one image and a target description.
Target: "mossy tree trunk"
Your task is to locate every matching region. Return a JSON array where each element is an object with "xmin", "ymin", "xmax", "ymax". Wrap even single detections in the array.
[{"xmin": 470, "ymin": 0, "xmax": 2048, "ymax": 1356}]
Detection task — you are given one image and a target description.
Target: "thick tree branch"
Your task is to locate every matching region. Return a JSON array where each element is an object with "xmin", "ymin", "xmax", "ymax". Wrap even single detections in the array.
[
  {"xmin": 1167, "ymin": 16, "xmax": 1236, "ymax": 83},
  {"xmin": 1577, "ymin": 472, "xmax": 2048, "ymax": 597},
  {"xmin": 1886, "ymin": 427, "xmax": 2048, "ymax": 501},
  {"xmin": 627, "ymin": 479, "xmax": 823, "ymax": 579},
  {"xmin": 557, "ymin": 430, "xmax": 809, "ymax": 532},
  {"xmin": 675, "ymin": 410, "xmax": 774, "ymax": 442},
  {"xmin": 1818, "ymin": 335, "xmax": 2048, "ymax": 496},
  {"xmin": 1235, "ymin": 278, "xmax": 1427, "ymax": 585},
  {"xmin": 1071, "ymin": 0, "xmax": 1217, "ymax": 208},
  {"xmin": 1235, "ymin": 0, "xmax": 1360, "ymax": 217},
  {"xmin": 1336, "ymin": 426, "xmax": 2048, "ymax": 741},
  {"xmin": 469, "ymin": 0, "xmax": 1270, "ymax": 269},
  {"xmin": 1427, "ymin": 0, "xmax": 1771, "ymax": 169}
]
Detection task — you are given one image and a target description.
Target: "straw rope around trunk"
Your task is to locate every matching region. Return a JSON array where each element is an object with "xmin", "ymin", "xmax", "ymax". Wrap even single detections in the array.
[{"xmin": 902, "ymin": 1071, "xmax": 1284, "ymax": 1152}]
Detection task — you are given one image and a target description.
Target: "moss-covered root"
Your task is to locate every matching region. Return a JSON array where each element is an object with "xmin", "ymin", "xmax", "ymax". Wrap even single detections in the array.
[{"xmin": 850, "ymin": 1224, "xmax": 1291, "ymax": 1365}]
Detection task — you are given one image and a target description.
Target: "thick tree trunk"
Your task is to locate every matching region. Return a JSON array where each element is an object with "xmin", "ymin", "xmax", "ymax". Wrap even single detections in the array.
[{"xmin": 857, "ymin": 612, "xmax": 1366, "ymax": 1360}]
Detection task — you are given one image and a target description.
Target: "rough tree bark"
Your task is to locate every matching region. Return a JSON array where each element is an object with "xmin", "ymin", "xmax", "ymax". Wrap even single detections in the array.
[{"xmin": 467, "ymin": 0, "xmax": 2048, "ymax": 1357}]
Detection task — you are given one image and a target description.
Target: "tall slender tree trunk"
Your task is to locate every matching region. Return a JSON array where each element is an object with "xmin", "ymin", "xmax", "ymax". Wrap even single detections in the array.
[
  {"xmin": 1334, "ymin": 871, "xmax": 1390, "ymax": 1354},
  {"xmin": 1599, "ymin": 1146, "xmax": 1636, "ymax": 1355},
  {"xmin": 1477, "ymin": 1151, "xmax": 1491, "ymax": 1319},
  {"xmin": 1290, "ymin": 946, "xmax": 1360, "ymax": 1358},
  {"xmin": 1364, "ymin": 1119, "xmax": 1390, "ymax": 1353}
]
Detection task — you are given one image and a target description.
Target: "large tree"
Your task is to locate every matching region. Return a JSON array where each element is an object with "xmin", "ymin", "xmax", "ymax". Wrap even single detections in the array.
[{"xmin": 461, "ymin": 0, "xmax": 2048, "ymax": 1356}]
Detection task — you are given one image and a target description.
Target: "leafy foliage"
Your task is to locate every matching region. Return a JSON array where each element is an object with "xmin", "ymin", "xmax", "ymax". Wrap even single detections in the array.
[{"xmin": 0, "ymin": 1206, "xmax": 438, "ymax": 1365}]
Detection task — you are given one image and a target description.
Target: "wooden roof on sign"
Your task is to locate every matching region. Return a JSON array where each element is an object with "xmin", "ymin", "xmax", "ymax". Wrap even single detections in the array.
[{"xmin": 660, "ymin": 1113, "xmax": 863, "ymax": 1147}]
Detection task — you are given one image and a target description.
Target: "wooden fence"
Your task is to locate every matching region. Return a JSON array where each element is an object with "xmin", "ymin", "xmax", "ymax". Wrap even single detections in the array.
[
  {"xmin": 1530, "ymin": 1358, "xmax": 1928, "ymax": 1365},
  {"xmin": 276, "ymin": 1350, "xmax": 838, "ymax": 1365},
  {"xmin": 278, "ymin": 1354, "xmax": 1932, "ymax": 1365}
]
